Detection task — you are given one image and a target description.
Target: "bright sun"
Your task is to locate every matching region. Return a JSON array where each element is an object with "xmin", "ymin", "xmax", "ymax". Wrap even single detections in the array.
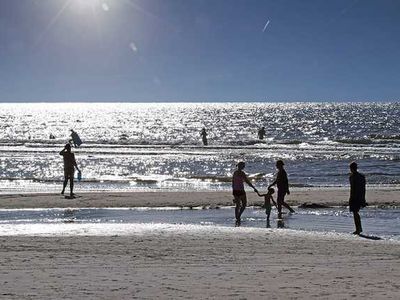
[{"xmin": 71, "ymin": 0, "xmax": 108, "ymax": 12}]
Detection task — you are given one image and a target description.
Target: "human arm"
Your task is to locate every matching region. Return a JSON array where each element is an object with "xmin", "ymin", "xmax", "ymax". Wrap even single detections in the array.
[
  {"xmin": 349, "ymin": 175, "xmax": 355, "ymax": 201},
  {"xmin": 267, "ymin": 179, "xmax": 276, "ymax": 190},
  {"xmin": 244, "ymin": 175, "xmax": 258, "ymax": 193},
  {"xmin": 270, "ymin": 196, "xmax": 278, "ymax": 209},
  {"xmin": 59, "ymin": 146, "xmax": 67, "ymax": 156},
  {"xmin": 284, "ymin": 172, "xmax": 290, "ymax": 195},
  {"xmin": 72, "ymin": 154, "xmax": 80, "ymax": 172}
]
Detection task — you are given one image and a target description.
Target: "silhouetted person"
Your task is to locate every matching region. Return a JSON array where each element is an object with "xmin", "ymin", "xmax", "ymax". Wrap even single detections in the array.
[
  {"xmin": 257, "ymin": 187, "xmax": 277, "ymax": 228},
  {"xmin": 349, "ymin": 161, "xmax": 367, "ymax": 235},
  {"xmin": 200, "ymin": 128, "xmax": 208, "ymax": 146},
  {"xmin": 60, "ymin": 144, "xmax": 81, "ymax": 198},
  {"xmin": 232, "ymin": 162, "xmax": 258, "ymax": 226},
  {"xmin": 258, "ymin": 126, "xmax": 266, "ymax": 140},
  {"xmin": 69, "ymin": 129, "xmax": 82, "ymax": 147},
  {"xmin": 49, "ymin": 133, "xmax": 55, "ymax": 140},
  {"xmin": 268, "ymin": 160, "xmax": 295, "ymax": 219}
]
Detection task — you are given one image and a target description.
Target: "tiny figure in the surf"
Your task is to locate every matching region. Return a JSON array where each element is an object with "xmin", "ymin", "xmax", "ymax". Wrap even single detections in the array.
[
  {"xmin": 258, "ymin": 126, "xmax": 266, "ymax": 140},
  {"xmin": 59, "ymin": 143, "xmax": 81, "ymax": 198},
  {"xmin": 257, "ymin": 187, "xmax": 277, "ymax": 228},
  {"xmin": 349, "ymin": 161, "xmax": 367, "ymax": 235},
  {"xmin": 232, "ymin": 161, "xmax": 258, "ymax": 226},
  {"xmin": 200, "ymin": 128, "xmax": 208, "ymax": 146},
  {"xmin": 268, "ymin": 160, "xmax": 295, "ymax": 219},
  {"xmin": 69, "ymin": 129, "xmax": 82, "ymax": 147},
  {"xmin": 49, "ymin": 133, "xmax": 56, "ymax": 140}
]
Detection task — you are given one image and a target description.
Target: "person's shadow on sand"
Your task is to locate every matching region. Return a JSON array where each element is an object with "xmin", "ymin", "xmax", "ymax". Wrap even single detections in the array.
[{"xmin": 357, "ymin": 233, "xmax": 382, "ymax": 240}]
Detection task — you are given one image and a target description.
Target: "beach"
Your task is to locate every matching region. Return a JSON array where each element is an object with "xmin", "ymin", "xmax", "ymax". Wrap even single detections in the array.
[
  {"xmin": 2, "ymin": 0, "xmax": 400, "ymax": 297},
  {"xmin": 0, "ymin": 188, "xmax": 398, "ymax": 209},
  {"xmin": 0, "ymin": 189, "xmax": 399, "ymax": 299},
  {"xmin": 1, "ymin": 224, "xmax": 399, "ymax": 299}
]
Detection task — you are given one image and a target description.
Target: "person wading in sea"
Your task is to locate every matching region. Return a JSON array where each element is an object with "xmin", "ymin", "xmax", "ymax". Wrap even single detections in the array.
[
  {"xmin": 258, "ymin": 126, "xmax": 266, "ymax": 140},
  {"xmin": 232, "ymin": 162, "xmax": 258, "ymax": 226},
  {"xmin": 268, "ymin": 160, "xmax": 295, "ymax": 219},
  {"xmin": 59, "ymin": 143, "xmax": 81, "ymax": 198},
  {"xmin": 200, "ymin": 128, "xmax": 208, "ymax": 146},
  {"xmin": 349, "ymin": 161, "xmax": 367, "ymax": 235}
]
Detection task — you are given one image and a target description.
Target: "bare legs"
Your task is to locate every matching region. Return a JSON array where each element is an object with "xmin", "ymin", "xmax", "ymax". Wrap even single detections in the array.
[
  {"xmin": 353, "ymin": 211, "xmax": 362, "ymax": 234},
  {"xmin": 277, "ymin": 193, "xmax": 295, "ymax": 218},
  {"xmin": 235, "ymin": 203, "xmax": 246, "ymax": 226},
  {"xmin": 234, "ymin": 194, "xmax": 247, "ymax": 226},
  {"xmin": 61, "ymin": 178, "xmax": 68, "ymax": 194},
  {"xmin": 61, "ymin": 173, "xmax": 74, "ymax": 197}
]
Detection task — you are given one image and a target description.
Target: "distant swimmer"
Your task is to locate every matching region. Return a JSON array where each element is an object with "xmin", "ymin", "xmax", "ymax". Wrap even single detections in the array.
[
  {"xmin": 69, "ymin": 129, "xmax": 82, "ymax": 147},
  {"xmin": 268, "ymin": 160, "xmax": 295, "ymax": 219},
  {"xmin": 232, "ymin": 162, "xmax": 258, "ymax": 226},
  {"xmin": 258, "ymin": 126, "xmax": 266, "ymax": 140},
  {"xmin": 349, "ymin": 162, "xmax": 367, "ymax": 235},
  {"xmin": 200, "ymin": 128, "xmax": 208, "ymax": 146},
  {"xmin": 59, "ymin": 144, "xmax": 81, "ymax": 198},
  {"xmin": 49, "ymin": 133, "xmax": 56, "ymax": 140}
]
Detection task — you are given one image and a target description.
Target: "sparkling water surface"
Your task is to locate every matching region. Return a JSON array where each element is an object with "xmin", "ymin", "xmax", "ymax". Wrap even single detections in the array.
[
  {"xmin": 0, "ymin": 207, "xmax": 398, "ymax": 241},
  {"xmin": 1, "ymin": 102, "xmax": 400, "ymax": 193}
]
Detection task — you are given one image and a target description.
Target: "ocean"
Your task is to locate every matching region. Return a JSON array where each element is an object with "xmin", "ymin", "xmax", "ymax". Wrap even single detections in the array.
[{"xmin": 0, "ymin": 102, "xmax": 399, "ymax": 193}]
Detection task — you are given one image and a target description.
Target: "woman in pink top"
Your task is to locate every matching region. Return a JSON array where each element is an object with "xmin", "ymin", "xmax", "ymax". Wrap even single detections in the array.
[{"xmin": 232, "ymin": 162, "xmax": 258, "ymax": 226}]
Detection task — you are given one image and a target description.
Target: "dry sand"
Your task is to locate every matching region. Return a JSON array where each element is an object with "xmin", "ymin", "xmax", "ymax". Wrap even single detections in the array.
[
  {"xmin": 0, "ymin": 187, "xmax": 399, "ymax": 209},
  {"xmin": 0, "ymin": 226, "xmax": 399, "ymax": 299},
  {"xmin": 0, "ymin": 189, "xmax": 399, "ymax": 299}
]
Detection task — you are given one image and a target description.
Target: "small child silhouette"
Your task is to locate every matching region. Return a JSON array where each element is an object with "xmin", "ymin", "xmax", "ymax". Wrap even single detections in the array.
[{"xmin": 257, "ymin": 188, "xmax": 277, "ymax": 227}]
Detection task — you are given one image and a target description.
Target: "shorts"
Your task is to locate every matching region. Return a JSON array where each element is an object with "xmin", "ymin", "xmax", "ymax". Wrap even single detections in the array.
[
  {"xmin": 233, "ymin": 190, "xmax": 247, "ymax": 206},
  {"xmin": 277, "ymin": 190, "xmax": 286, "ymax": 204},
  {"xmin": 64, "ymin": 168, "xmax": 74, "ymax": 179}
]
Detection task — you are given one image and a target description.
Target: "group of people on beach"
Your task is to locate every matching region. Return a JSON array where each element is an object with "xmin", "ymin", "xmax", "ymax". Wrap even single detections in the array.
[
  {"xmin": 59, "ymin": 137, "xmax": 367, "ymax": 235},
  {"xmin": 232, "ymin": 159, "xmax": 367, "ymax": 234},
  {"xmin": 232, "ymin": 160, "xmax": 294, "ymax": 227}
]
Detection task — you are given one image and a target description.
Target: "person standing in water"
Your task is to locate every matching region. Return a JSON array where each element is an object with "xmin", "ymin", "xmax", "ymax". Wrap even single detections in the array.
[
  {"xmin": 258, "ymin": 126, "xmax": 266, "ymax": 140},
  {"xmin": 349, "ymin": 161, "xmax": 367, "ymax": 235},
  {"xmin": 232, "ymin": 162, "xmax": 258, "ymax": 226},
  {"xmin": 69, "ymin": 129, "xmax": 82, "ymax": 147},
  {"xmin": 257, "ymin": 187, "xmax": 277, "ymax": 228},
  {"xmin": 59, "ymin": 144, "xmax": 81, "ymax": 198},
  {"xmin": 200, "ymin": 128, "xmax": 208, "ymax": 146},
  {"xmin": 268, "ymin": 160, "xmax": 295, "ymax": 219}
]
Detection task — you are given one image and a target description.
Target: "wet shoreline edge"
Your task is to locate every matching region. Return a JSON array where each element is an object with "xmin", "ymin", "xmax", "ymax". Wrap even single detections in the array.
[{"xmin": 0, "ymin": 189, "xmax": 399, "ymax": 209}]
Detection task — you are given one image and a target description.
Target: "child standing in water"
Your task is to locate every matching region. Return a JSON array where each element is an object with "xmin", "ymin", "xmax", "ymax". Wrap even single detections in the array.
[{"xmin": 257, "ymin": 188, "xmax": 277, "ymax": 227}]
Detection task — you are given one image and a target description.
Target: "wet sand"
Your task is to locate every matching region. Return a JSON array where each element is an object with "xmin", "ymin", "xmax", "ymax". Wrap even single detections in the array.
[{"xmin": 0, "ymin": 187, "xmax": 398, "ymax": 209}]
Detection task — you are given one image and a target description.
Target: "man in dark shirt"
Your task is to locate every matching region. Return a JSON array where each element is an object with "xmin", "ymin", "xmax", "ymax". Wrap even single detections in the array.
[
  {"xmin": 268, "ymin": 160, "xmax": 295, "ymax": 218},
  {"xmin": 60, "ymin": 144, "xmax": 81, "ymax": 197},
  {"xmin": 349, "ymin": 161, "xmax": 367, "ymax": 235}
]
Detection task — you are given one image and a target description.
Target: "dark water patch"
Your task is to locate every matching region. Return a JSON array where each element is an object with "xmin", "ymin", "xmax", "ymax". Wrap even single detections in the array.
[{"xmin": 298, "ymin": 203, "xmax": 332, "ymax": 209}]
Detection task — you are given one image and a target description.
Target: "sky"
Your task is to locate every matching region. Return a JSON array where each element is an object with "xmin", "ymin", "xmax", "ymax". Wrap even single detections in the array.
[{"xmin": 0, "ymin": 0, "xmax": 400, "ymax": 102}]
